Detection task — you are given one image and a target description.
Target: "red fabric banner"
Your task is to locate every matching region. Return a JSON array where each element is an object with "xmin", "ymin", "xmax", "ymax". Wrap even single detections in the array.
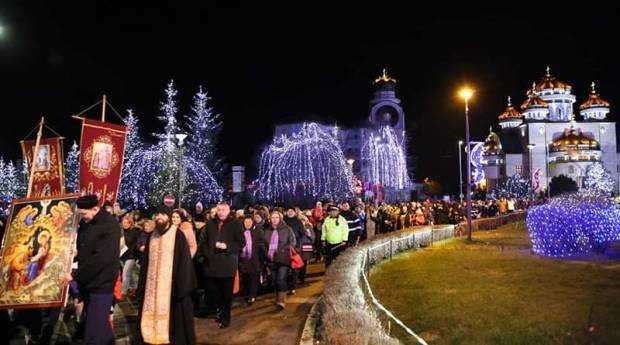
[
  {"xmin": 79, "ymin": 118, "xmax": 127, "ymax": 204},
  {"xmin": 21, "ymin": 137, "xmax": 65, "ymax": 197}
]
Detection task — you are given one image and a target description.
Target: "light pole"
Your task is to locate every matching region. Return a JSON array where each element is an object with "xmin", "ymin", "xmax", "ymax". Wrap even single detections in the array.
[
  {"xmin": 459, "ymin": 87, "xmax": 474, "ymax": 242},
  {"xmin": 527, "ymin": 143, "xmax": 536, "ymax": 200},
  {"xmin": 458, "ymin": 140, "xmax": 464, "ymax": 202},
  {"xmin": 175, "ymin": 133, "xmax": 188, "ymax": 208}
]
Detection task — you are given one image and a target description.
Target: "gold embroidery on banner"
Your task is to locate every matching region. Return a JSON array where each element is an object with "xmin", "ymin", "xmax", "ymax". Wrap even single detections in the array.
[
  {"xmin": 82, "ymin": 135, "xmax": 120, "ymax": 179},
  {"xmin": 140, "ymin": 226, "xmax": 176, "ymax": 345}
]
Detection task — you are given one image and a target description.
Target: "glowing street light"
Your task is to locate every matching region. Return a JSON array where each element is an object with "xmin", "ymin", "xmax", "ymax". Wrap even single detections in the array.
[{"xmin": 459, "ymin": 86, "xmax": 474, "ymax": 242}]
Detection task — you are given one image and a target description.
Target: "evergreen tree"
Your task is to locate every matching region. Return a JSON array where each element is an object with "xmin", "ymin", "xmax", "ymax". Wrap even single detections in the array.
[
  {"xmin": 487, "ymin": 174, "xmax": 532, "ymax": 199},
  {"xmin": 65, "ymin": 141, "xmax": 80, "ymax": 193},
  {"xmin": 186, "ymin": 85, "xmax": 223, "ymax": 177},
  {"xmin": 118, "ymin": 109, "xmax": 151, "ymax": 209},
  {"xmin": 155, "ymin": 80, "xmax": 181, "ymax": 149},
  {"xmin": 583, "ymin": 162, "xmax": 615, "ymax": 197}
]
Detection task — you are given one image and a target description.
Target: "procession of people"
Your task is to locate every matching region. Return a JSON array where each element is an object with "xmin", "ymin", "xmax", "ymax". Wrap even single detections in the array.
[{"xmin": 1, "ymin": 194, "xmax": 531, "ymax": 345}]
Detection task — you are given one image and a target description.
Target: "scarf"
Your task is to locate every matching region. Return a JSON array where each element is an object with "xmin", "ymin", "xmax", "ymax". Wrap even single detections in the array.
[
  {"xmin": 267, "ymin": 228, "xmax": 279, "ymax": 261},
  {"xmin": 241, "ymin": 228, "xmax": 253, "ymax": 260}
]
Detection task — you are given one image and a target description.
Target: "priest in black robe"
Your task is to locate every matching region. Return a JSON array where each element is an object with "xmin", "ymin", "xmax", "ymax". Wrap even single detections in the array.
[{"xmin": 137, "ymin": 206, "xmax": 196, "ymax": 345}]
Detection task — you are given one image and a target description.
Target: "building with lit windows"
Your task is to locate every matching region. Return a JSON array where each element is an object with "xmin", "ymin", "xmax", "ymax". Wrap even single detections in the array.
[{"xmin": 482, "ymin": 67, "xmax": 618, "ymax": 193}]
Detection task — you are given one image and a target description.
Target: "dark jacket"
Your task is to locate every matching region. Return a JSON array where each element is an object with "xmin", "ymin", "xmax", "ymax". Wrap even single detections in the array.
[
  {"xmin": 199, "ymin": 217, "xmax": 245, "ymax": 278},
  {"xmin": 120, "ymin": 226, "xmax": 140, "ymax": 261},
  {"xmin": 75, "ymin": 209, "xmax": 121, "ymax": 294},
  {"xmin": 284, "ymin": 216, "xmax": 304, "ymax": 250},
  {"xmin": 238, "ymin": 226, "xmax": 266, "ymax": 273},
  {"xmin": 263, "ymin": 222, "xmax": 296, "ymax": 266},
  {"xmin": 340, "ymin": 210, "xmax": 361, "ymax": 233}
]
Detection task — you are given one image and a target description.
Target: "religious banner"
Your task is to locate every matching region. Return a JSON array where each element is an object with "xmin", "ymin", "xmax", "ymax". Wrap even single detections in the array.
[
  {"xmin": 21, "ymin": 137, "xmax": 65, "ymax": 197},
  {"xmin": 0, "ymin": 195, "xmax": 79, "ymax": 309},
  {"xmin": 79, "ymin": 118, "xmax": 127, "ymax": 204}
]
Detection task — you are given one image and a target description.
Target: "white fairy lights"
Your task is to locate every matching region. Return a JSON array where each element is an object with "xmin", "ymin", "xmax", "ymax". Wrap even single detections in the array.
[
  {"xmin": 361, "ymin": 126, "xmax": 410, "ymax": 190},
  {"xmin": 526, "ymin": 194, "xmax": 620, "ymax": 257},
  {"xmin": 256, "ymin": 122, "xmax": 354, "ymax": 203}
]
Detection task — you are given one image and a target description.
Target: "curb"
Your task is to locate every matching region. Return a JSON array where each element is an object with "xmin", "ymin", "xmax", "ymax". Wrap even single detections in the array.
[{"xmin": 299, "ymin": 296, "xmax": 323, "ymax": 345}]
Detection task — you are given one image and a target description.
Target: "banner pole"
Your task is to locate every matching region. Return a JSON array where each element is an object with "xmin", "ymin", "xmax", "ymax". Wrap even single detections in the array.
[
  {"xmin": 27, "ymin": 117, "xmax": 45, "ymax": 198},
  {"xmin": 101, "ymin": 94, "xmax": 107, "ymax": 122}
]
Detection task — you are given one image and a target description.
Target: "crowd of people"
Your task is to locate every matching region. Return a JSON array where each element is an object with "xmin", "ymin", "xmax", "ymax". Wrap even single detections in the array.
[{"xmin": 2, "ymin": 195, "xmax": 530, "ymax": 345}]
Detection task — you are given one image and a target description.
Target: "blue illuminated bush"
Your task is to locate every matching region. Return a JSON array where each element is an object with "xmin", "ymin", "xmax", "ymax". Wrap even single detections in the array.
[{"xmin": 526, "ymin": 194, "xmax": 620, "ymax": 257}]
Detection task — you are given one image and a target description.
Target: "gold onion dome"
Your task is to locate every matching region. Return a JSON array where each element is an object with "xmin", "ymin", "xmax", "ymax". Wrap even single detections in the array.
[
  {"xmin": 580, "ymin": 82, "xmax": 610, "ymax": 109},
  {"xmin": 535, "ymin": 66, "xmax": 572, "ymax": 92},
  {"xmin": 374, "ymin": 68, "xmax": 397, "ymax": 84},
  {"xmin": 550, "ymin": 125, "xmax": 600, "ymax": 152},
  {"xmin": 483, "ymin": 127, "xmax": 503, "ymax": 155},
  {"xmin": 498, "ymin": 96, "xmax": 522, "ymax": 120},
  {"xmin": 521, "ymin": 83, "xmax": 548, "ymax": 109}
]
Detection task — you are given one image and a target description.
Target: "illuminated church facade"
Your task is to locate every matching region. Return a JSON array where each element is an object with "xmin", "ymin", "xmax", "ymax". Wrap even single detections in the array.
[{"xmin": 482, "ymin": 67, "xmax": 618, "ymax": 194}]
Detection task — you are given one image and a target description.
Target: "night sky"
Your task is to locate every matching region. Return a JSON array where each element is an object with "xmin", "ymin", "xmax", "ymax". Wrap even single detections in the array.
[{"xmin": 1, "ymin": 3, "xmax": 619, "ymax": 194}]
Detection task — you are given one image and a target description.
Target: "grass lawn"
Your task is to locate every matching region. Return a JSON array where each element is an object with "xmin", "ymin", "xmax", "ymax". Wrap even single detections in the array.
[{"xmin": 368, "ymin": 222, "xmax": 620, "ymax": 345}]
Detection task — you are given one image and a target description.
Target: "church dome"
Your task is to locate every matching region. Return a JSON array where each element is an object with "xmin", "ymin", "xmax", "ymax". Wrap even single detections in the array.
[
  {"xmin": 580, "ymin": 82, "xmax": 610, "ymax": 110},
  {"xmin": 535, "ymin": 67, "xmax": 572, "ymax": 92},
  {"xmin": 550, "ymin": 126, "xmax": 600, "ymax": 153},
  {"xmin": 483, "ymin": 128, "xmax": 503, "ymax": 155},
  {"xmin": 521, "ymin": 87, "xmax": 548, "ymax": 110},
  {"xmin": 499, "ymin": 96, "xmax": 522, "ymax": 120},
  {"xmin": 374, "ymin": 68, "xmax": 397, "ymax": 92}
]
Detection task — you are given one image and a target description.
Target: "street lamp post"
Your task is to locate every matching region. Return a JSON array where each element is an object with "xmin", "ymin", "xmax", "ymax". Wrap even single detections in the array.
[
  {"xmin": 458, "ymin": 140, "xmax": 464, "ymax": 202},
  {"xmin": 527, "ymin": 143, "xmax": 536, "ymax": 200},
  {"xmin": 175, "ymin": 133, "xmax": 188, "ymax": 208},
  {"xmin": 459, "ymin": 87, "xmax": 474, "ymax": 242}
]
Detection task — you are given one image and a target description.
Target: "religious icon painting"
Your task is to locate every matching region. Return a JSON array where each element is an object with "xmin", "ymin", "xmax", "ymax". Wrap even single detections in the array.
[
  {"xmin": 79, "ymin": 118, "xmax": 127, "ymax": 204},
  {"xmin": 0, "ymin": 195, "xmax": 79, "ymax": 309},
  {"xmin": 20, "ymin": 137, "xmax": 65, "ymax": 197},
  {"xmin": 34, "ymin": 145, "xmax": 51, "ymax": 172},
  {"xmin": 87, "ymin": 138, "xmax": 117, "ymax": 176}
]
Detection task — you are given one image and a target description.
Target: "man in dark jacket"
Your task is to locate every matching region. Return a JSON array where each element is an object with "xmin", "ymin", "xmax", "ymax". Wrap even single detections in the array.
[
  {"xmin": 340, "ymin": 202, "xmax": 362, "ymax": 247},
  {"xmin": 67, "ymin": 195, "xmax": 121, "ymax": 345},
  {"xmin": 199, "ymin": 202, "xmax": 245, "ymax": 329}
]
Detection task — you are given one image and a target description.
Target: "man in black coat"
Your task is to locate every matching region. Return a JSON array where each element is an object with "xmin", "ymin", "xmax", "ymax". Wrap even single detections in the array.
[
  {"xmin": 199, "ymin": 202, "xmax": 245, "ymax": 329},
  {"xmin": 340, "ymin": 202, "xmax": 362, "ymax": 247},
  {"xmin": 67, "ymin": 195, "xmax": 121, "ymax": 345}
]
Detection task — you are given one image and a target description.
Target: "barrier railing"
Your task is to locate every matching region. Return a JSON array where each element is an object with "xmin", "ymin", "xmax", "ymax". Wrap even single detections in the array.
[{"xmin": 361, "ymin": 226, "xmax": 453, "ymax": 345}]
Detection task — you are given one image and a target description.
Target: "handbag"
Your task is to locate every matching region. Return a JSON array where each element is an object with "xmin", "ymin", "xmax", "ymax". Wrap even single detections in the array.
[
  {"xmin": 290, "ymin": 247, "xmax": 305, "ymax": 269},
  {"xmin": 232, "ymin": 270, "xmax": 240, "ymax": 294}
]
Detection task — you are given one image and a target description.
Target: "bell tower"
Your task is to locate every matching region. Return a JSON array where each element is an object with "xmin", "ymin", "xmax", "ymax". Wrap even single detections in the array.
[{"xmin": 369, "ymin": 68, "xmax": 406, "ymax": 143}]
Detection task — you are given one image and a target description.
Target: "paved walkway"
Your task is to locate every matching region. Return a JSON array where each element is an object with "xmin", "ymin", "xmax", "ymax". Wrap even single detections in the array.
[
  {"xmin": 113, "ymin": 262, "xmax": 324, "ymax": 345},
  {"xmin": 196, "ymin": 263, "xmax": 324, "ymax": 345}
]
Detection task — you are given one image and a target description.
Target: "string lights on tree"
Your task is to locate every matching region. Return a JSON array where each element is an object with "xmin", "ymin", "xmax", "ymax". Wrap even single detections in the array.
[
  {"xmin": 361, "ymin": 126, "xmax": 410, "ymax": 190},
  {"xmin": 64, "ymin": 141, "xmax": 80, "ymax": 193},
  {"xmin": 185, "ymin": 85, "xmax": 223, "ymax": 179},
  {"xmin": 119, "ymin": 82, "xmax": 224, "ymax": 210},
  {"xmin": 256, "ymin": 122, "xmax": 354, "ymax": 203},
  {"xmin": 487, "ymin": 174, "xmax": 532, "ymax": 200},
  {"xmin": 583, "ymin": 161, "xmax": 615, "ymax": 197}
]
